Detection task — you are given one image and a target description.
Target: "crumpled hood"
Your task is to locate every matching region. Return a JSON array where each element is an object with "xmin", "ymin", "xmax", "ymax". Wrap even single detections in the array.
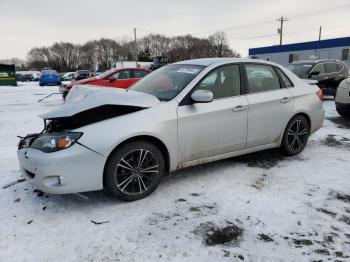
[{"xmin": 40, "ymin": 85, "xmax": 161, "ymax": 119}]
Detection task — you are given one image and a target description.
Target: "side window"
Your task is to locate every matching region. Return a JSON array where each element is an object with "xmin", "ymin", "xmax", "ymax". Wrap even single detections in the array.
[
  {"xmin": 312, "ymin": 63, "xmax": 325, "ymax": 75},
  {"xmin": 336, "ymin": 63, "xmax": 344, "ymax": 72},
  {"xmin": 195, "ymin": 65, "xmax": 240, "ymax": 99},
  {"xmin": 113, "ymin": 70, "xmax": 131, "ymax": 79},
  {"xmin": 341, "ymin": 48, "xmax": 349, "ymax": 60},
  {"xmin": 133, "ymin": 70, "xmax": 148, "ymax": 78},
  {"xmin": 275, "ymin": 68, "xmax": 293, "ymax": 87},
  {"xmin": 245, "ymin": 64, "xmax": 281, "ymax": 93},
  {"xmin": 325, "ymin": 63, "xmax": 338, "ymax": 73}
]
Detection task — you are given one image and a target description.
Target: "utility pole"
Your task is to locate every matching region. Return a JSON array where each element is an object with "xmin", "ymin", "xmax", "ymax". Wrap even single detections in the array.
[
  {"xmin": 134, "ymin": 28, "xmax": 138, "ymax": 67},
  {"xmin": 277, "ymin": 16, "xmax": 288, "ymax": 45},
  {"xmin": 318, "ymin": 26, "xmax": 322, "ymax": 41}
]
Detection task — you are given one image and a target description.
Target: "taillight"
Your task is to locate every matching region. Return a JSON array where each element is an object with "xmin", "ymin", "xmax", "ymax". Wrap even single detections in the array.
[{"xmin": 316, "ymin": 89, "xmax": 323, "ymax": 101}]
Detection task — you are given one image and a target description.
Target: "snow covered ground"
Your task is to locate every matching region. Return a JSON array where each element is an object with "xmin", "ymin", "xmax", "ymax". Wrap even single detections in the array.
[{"xmin": 0, "ymin": 82, "xmax": 349, "ymax": 262}]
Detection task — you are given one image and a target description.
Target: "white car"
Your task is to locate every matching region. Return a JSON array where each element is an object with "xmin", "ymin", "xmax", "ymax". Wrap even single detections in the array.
[
  {"xmin": 62, "ymin": 72, "xmax": 75, "ymax": 81},
  {"xmin": 17, "ymin": 58, "xmax": 325, "ymax": 201},
  {"xmin": 335, "ymin": 78, "xmax": 350, "ymax": 116}
]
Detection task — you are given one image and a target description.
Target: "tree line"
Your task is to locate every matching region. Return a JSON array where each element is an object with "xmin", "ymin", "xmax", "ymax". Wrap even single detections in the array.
[{"xmin": 8, "ymin": 32, "xmax": 240, "ymax": 72}]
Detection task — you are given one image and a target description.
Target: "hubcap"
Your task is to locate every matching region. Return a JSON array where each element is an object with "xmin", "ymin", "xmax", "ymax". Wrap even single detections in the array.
[
  {"xmin": 287, "ymin": 119, "xmax": 308, "ymax": 151},
  {"xmin": 115, "ymin": 149, "xmax": 159, "ymax": 195}
]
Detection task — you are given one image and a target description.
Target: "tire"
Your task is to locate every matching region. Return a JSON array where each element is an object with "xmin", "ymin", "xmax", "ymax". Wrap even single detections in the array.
[
  {"xmin": 104, "ymin": 140, "xmax": 165, "ymax": 201},
  {"xmin": 280, "ymin": 115, "xmax": 310, "ymax": 156},
  {"xmin": 39, "ymin": 83, "xmax": 44, "ymax": 86}
]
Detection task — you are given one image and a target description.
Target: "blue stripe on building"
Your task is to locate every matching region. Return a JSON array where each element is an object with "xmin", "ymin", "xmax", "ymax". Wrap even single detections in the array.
[{"xmin": 249, "ymin": 37, "xmax": 350, "ymax": 55}]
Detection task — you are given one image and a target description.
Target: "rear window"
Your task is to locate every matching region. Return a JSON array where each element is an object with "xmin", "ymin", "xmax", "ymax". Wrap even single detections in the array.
[{"xmin": 42, "ymin": 70, "xmax": 58, "ymax": 75}]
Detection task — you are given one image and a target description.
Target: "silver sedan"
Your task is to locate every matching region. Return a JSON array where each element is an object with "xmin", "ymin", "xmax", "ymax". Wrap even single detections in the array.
[{"xmin": 17, "ymin": 58, "xmax": 325, "ymax": 201}]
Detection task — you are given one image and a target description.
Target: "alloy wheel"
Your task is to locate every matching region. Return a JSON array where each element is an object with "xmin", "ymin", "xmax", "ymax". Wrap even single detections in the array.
[
  {"xmin": 287, "ymin": 119, "xmax": 309, "ymax": 152},
  {"xmin": 114, "ymin": 149, "xmax": 159, "ymax": 195}
]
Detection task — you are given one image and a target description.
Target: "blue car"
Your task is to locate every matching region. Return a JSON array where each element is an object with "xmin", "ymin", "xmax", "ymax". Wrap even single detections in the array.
[{"xmin": 39, "ymin": 70, "xmax": 61, "ymax": 86}]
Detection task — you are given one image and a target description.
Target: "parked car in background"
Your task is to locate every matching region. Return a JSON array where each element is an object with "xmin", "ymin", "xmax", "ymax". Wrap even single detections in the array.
[
  {"xmin": 32, "ymin": 73, "xmax": 40, "ymax": 81},
  {"xmin": 335, "ymin": 78, "xmax": 350, "ymax": 116},
  {"xmin": 287, "ymin": 59, "xmax": 349, "ymax": 96},
  {"xmin": 149, "ymin": 56, "xmax": 168, "ymax": 70},
  {"xmin": 62, "ymin": 72, "xmax": 75, "ymax": 81},
  {"xmin": 74, "ymin": 70, "xmax": 91, "ymax": 80},
  {"xmin": 39, "ymin": 70, "xmax": 61, "ymax": 86},
  {"xmin": 18, "ymin": 58, "xmax": 324, "ymax": 201},
  {"xmin": 61, "ymin": 68, "xmax": 150, "ymax": 99}
]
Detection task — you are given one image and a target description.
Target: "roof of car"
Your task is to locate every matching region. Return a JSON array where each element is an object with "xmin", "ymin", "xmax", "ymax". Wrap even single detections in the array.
[
  {"xmin": 291, "ymin": 59, "xmax": 341, "ymax": 64},
  {"xmin": 174, "ymin": 57, "xmax": 277, "ymax": 67}
]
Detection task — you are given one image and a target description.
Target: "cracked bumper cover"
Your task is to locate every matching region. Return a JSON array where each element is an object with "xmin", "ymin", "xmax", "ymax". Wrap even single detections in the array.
[{"xmin": 17, "ymin": 144, "xmax": 106, "ymax": 194}]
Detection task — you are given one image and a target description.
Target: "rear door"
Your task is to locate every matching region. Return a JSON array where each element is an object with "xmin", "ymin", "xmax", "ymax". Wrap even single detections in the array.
[{"xmin": 244, "ymin": 64, "xmax": 294, "ymax": 148}]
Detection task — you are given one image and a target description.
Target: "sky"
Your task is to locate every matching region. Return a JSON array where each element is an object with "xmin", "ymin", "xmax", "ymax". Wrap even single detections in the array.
[{"xmin": 0, "ymin": 0, "xmax": 349, "ymax": 60}]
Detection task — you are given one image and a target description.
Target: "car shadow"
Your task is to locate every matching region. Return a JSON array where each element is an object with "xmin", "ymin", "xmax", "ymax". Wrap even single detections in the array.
[{"xmin": 39, "ymin": 149, "xmax": 302, "ymax": 211}]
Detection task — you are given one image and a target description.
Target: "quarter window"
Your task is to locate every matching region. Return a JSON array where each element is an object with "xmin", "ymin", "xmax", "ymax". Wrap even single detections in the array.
[
  {"xmin": 312, "ymin": 63, "xmax": 325, "ymax": 75},
  {"xmin": 336, "ymin": 63, "xmax": 344, "ymax": 72},
  {"xmin": 275, "ymin": 67, "xmax": 293, "ymax": 87},
  {"xmin": 195, "ymin": 65, "xmax": 240, "ymax": 99},
  {"xmin": 245, "ymin": 64, "xmax": 281, "ymax": 93}
]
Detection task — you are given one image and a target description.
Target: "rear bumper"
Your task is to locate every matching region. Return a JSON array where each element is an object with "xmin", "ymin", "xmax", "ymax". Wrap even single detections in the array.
[{"xmin": 17, "ymin": 144, "xmax": 106, "ymax": 194}]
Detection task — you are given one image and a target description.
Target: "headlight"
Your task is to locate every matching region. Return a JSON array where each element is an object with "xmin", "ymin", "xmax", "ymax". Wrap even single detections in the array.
[{"xmin": 30, "ymin": 132, "xmax": 82, "ymax": 153}]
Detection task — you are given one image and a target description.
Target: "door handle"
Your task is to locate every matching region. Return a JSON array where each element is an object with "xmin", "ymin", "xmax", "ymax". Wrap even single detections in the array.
[
  {"xmin": 232, "ymin": 105, "xmax": 246, "ymax": 112},
  {"xmin": 280, "ymin": 97, "xmax": 291, "ymax": 103}
]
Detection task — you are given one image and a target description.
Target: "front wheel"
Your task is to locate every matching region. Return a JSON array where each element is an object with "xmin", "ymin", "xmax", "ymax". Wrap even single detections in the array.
[
  {"xmin": 281, "ymin": 115, "xmax": 310, "ymax": 156},
  {"xmin": 104, "ymin": 140, "xmax": 165, "ymax": 201}
]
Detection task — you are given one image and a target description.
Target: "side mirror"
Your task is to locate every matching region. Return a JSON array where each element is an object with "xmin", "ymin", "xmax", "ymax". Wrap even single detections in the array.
[
  {"xmin": 191, "ymin": 90, "xmax": 213, "ymax": 103},
  {"xmin": 309, "ymin": 71, "xmax": 320, "ymax": 77},
  {"xmin": 108, "ymin": 76, "xmax": 116, "ymax": 82}
]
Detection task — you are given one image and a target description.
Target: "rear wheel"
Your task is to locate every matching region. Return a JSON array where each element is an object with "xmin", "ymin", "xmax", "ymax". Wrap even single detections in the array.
[
  {"xmin": 104, "ymin": 141, "xmax": 165, "ymax": 201},
  {"xmin": 281, "ymin": 115, "xmax": 310, "ymax": 156}
]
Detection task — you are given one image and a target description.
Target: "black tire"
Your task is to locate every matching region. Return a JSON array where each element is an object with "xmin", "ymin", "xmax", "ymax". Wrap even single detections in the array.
[
  {"xmin": 39, "ymin": 83, "xmax": 44, "ymax": 86},
  {"xmin": 104, "ymin": 140, "xmax": 165, "ymax": 201},
  {"xmin": 281, "ymin": 115, "xmax": 310, "ymax": 156}
]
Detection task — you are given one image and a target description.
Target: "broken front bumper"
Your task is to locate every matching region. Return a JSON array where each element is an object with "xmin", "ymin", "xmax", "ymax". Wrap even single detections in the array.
[{"xmin": 17, "ymin": 144, "xmax": 106, "ymax": 194}]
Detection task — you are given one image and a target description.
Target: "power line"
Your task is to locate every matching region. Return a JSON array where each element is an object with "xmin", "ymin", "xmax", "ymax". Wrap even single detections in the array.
[{"xmin": 289, "ymin": 4, "xmax": 350, "ymax": 20}]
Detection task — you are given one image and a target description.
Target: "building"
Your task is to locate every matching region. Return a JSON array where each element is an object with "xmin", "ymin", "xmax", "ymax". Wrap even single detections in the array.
[{"xmin": 249, "ymin": 36, "xmax": 350, "ymax": 68}]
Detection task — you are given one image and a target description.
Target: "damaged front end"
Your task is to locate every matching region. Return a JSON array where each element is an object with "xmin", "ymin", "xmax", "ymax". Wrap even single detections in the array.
[
  {"xmin": 18, "ymin": 104, "xmax": 145, "ymax": 153},
  {"xmin": 18, "ymin": 85, "xmax": 160, "ymax": 153}
]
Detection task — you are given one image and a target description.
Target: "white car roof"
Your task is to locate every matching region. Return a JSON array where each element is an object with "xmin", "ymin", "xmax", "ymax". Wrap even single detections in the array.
[{"xmin": 174, "ymin": 57, "xmax": 282, "ymax": 68}]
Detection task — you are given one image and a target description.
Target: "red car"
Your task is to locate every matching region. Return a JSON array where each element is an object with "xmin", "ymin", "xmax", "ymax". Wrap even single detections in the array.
[{"xmin": 61, "ymin": 68, "xmax": 150, "ymax": 99}]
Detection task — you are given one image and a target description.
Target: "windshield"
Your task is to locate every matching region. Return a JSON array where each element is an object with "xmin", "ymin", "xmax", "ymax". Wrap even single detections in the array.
[
  {"xmin": 130, "ymin": 64, "xmax": 205, "ymax": 101},
  {"xmin": 287, "ymin": 63, "xmax": 313, "ymax": 77},
  {"xmin": 97, "ymin": 69, "xmax": 113, "ymax": 79}
]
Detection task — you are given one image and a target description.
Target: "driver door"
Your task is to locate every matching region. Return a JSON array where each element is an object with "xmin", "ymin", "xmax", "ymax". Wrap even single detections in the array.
[
  {"xmin": 103, "ymin": 70, "xmax": 132, "ymax": 89},
  {"xmin": 177, "ymin": 64, "xmax": 248, "ymax": 163}
]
